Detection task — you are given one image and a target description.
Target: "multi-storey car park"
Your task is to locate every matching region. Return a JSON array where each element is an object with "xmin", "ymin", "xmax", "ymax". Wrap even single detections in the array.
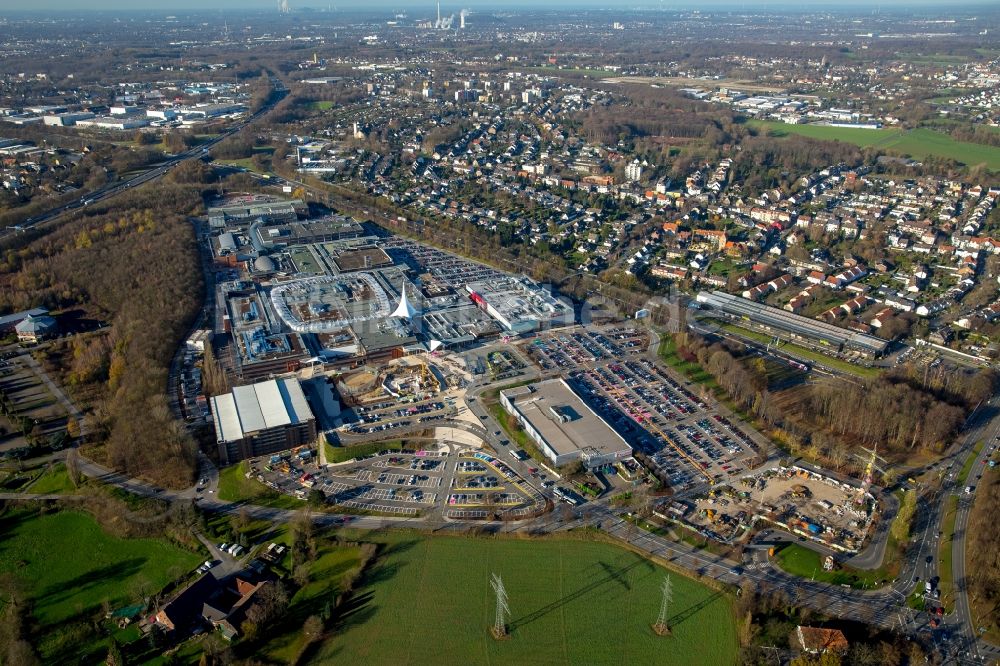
[{"xmin": 210, "ymin": 377, "xmax": 317, "ymax": 464}]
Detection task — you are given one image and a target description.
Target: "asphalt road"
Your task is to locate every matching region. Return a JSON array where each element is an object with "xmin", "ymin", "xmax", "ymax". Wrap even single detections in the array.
[
  {"xmin": 5, "ymin": 90, "xmax": 997, "ymax": 658},
  {"xmin": 2, "ymin": 82, "xmax": 287, "ymax": 241}
]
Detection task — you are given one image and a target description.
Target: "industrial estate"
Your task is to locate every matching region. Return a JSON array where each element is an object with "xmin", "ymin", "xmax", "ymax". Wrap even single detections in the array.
[{"xmin": 0, "ymin": 3, "xmax": 999, "ymax": 666}]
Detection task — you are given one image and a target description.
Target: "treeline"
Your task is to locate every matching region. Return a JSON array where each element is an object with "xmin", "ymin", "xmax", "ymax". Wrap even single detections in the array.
[
  {"xmin": 0, "ymin": 180, "xmax": 209, "ymax": 487},
  {"xmin": 967, "ymin": 470, "xmax": 1000, "ymax": 641},
  {"xmin": 736, "ymin": 579, "xmax": 929, "ymax": 665},
  {"xmin": 674, "ymin": 331, "xmax": 994, "ymax": 468},
  {"xmin": 948, "ymin": 124, "xmax": 1000, "ymax": 149},
  {"xmin": 674, "ymin": 332, "xmax": 767, "ymax": 414}
]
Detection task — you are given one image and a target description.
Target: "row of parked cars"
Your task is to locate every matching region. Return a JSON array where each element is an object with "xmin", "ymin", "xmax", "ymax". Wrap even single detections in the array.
[{"xmin": 218, "ymin": 542, "xmax": 245, "ymax": 557}]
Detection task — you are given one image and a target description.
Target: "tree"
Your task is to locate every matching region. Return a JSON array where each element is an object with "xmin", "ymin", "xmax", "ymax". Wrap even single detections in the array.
[
  {"xmin": 168, "ymin": 159, "xmax": 212, "ymax": 185},
  {"xmin": 66, "ymin": 416, "xmax": 82, "ymax": 441},
  {"xmin": 303, "ymin": 614, "xmax": 324, "ymax": 643},
  {"xmin": 231, "ymin": 506, "xmax": 251, "ymax": 538},
  {"xmin": 307, "ymin": 488, "xmax": 326, "ymax": 508},
  {"xmin": 105, "ymin": 639, "xmax": 123, "ymax": 666},
  {"xmin": 201, "ymin": 345, "xmax": 229, "ymax": 397},
  {"xmin": 245, "ymin": 582, "xmax": 288, "ymax": 627},
  {"xmin": 133, "ymin": 131, "xmax": 157, "ymax": 146},
  {"xmin": 66, "ymin": 447, "xmax": 81, "ymax": 488}
]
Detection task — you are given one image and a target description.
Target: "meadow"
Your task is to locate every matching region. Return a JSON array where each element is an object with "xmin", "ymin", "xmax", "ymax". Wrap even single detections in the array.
[
  {"xmin": 0, "ymin": 510, "xmax": 201, "ymax": 662},
  {"xmin": 748, "ymin": 121, "xmax": 1000, "ymax": 171},
  {"xmin": 312, "ymin": 535, "xmax": 738, "ymax": 666}
]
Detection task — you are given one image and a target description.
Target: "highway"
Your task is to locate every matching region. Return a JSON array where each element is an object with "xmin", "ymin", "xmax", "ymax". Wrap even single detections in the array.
[
  {"xmin": 5, "ymin": 91, "xmax": 997, "ymax": 658},
  {"xmin": 2, "ymin": 79, "xmax": 287, "ymax": 241},
  {"xmin": 949, "ymin": 407, "xmax": 998, "ymax": 664}
]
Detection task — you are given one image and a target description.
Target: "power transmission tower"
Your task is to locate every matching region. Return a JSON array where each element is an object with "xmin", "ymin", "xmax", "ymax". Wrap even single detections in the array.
[
  {"xmin": 490, "ymin": 573, "xmax": 510, "ymax": 639},
  {"xmin": 652, "ymin": 575, "xmax": 673, "ymax": 636},
  {"xmin": 852, "ymin": 444, "xmax": 888, "ymax": 503}
]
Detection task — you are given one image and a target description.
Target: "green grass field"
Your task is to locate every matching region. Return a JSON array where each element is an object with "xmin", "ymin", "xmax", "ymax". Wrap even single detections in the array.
[
  {"xmin": 748, "ymin": 121, "xmax": 1000, "ymax": 171},
  {"xmin": 774, "ymin": 543, "xmax": 888, "ymax": 588},
  {"xmin": 260, "ymin": 541, "xmax": 364, "ymax": 663},
  {"xmin": 937, "ymin": 496, "xmax": 958, "ymax": 614},
  {"xmin": 218, "ymin": 158, "xmax": 268, "ymax": 174},
  {"xmin": 24, "ymin": 462, "xmax": 78, "ymax": 494},
  {"xmin": 312, "ymin": 535, "xmax": 737, "ymax": 666},
  {"xmin": 217, "ymin": 461, "xmax": 307, "ymax": 510},
  {"xmin": 311, "ymin": 100, "xmax": 336, "ymax": 111},
  {"xmin": 749, "ymin": 120, "xmax": 901, "ymax": 147},
  {"xmin": 325, "ymin": 440, "xmax": 406, "ymax": 463},
  {"xmin": 0, "ymin": 510, "xmax": 201, "ymax": 662}
]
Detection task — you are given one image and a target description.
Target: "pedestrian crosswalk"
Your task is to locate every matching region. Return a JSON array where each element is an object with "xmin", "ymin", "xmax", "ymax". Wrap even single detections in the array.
[{"xmin": 744, "ymin": 561, "xmax": 770, "ymax": 571}]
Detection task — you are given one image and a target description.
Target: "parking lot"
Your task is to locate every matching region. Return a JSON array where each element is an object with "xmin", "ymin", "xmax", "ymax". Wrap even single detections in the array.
[
  {"xmin": 250, "ymin": 446, "xmax": 542, "ymax": 519},
  {"xmin": 0, "ymin": 350, "xmax": 72, "ymax": 460},
  {"xmin": 343, "ymin": 399, "xmax": 452, "ymax": 435},
  {"xmin": 525, "ymin": 327, "xmax": 762, "ymax": 494},
  {"xmin": 446, "ymin": 452, "xmax": 544, "ymax": 519}
]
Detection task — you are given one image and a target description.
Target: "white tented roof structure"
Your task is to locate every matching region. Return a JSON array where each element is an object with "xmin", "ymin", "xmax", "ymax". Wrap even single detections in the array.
[
  {"xmin": 211, "ymin": 377, "xmax": 313, "ymax": 443},
  {"xmin": 391, "ymin": 283, "xmax": 419, "ymax": 319}
]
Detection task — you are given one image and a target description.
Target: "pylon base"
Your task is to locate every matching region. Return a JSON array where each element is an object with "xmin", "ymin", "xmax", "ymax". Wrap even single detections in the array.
[
  {"xmin": 652, "ymin": 622, "xmax": 671, "ymax": 636},
  {"xmin": 490, "ymin": 626, "xmax": 510, "ymax": 640}
]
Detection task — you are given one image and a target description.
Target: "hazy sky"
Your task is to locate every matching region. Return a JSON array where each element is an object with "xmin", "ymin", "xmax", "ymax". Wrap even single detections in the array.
[{"xmin": 7, "ymin": 0, "xmax": 998, "ymax": 10}]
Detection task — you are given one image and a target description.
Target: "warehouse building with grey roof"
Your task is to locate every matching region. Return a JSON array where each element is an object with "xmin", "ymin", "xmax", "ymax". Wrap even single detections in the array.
[
  {"xmin": 695, "ymin": 290, "xmax": 889, "ymax": 359},
  {"xmin": 500, "ymin": 378, "xmax": 632, "ymax": 469}
]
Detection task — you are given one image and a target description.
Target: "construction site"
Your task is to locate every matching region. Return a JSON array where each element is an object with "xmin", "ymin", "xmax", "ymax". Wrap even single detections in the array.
[
  {"xmin": 335, "ymin": 358, "xmax": 445, "ymax": 407},
  {"xmin": 663, "ymin": 465, "xmax": 877, "ymax": 553}
]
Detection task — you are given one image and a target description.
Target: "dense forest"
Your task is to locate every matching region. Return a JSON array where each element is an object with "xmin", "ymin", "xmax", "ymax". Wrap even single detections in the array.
[
  {"xmin": 579, "ymin": 85, "xmax": 734, "ymax": 148},
  {"xmin": 672, "ymin": 331, "xmax": 995, "ymax": 471},
  {"xmin": 0, "ymin": 178, "xmax": 208, "ymax": 487}
]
